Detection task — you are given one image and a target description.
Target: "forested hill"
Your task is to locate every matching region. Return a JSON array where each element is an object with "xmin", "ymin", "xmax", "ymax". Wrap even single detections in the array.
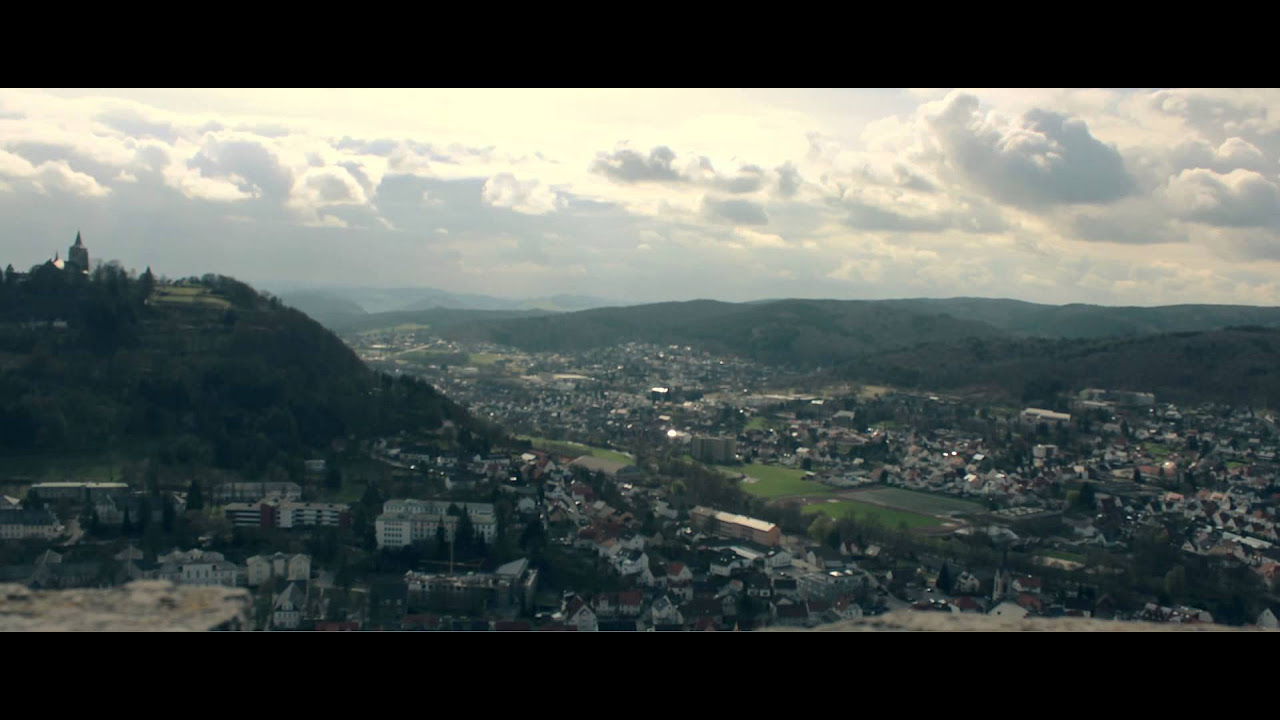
[
  {"xmin": 873, "ymin": 297, "xmax": 1280, "ymax": 339},
  {"xmin": 847, "ymin": 327, "xmax": 1280, "ymax": 408},
  {"xmin": 0, "ymin": 262, "xmax": 501, "ymax": 476},
  {"xmin": 442, "ymin": 299, "xmax": 1006, "ymax": 366}
]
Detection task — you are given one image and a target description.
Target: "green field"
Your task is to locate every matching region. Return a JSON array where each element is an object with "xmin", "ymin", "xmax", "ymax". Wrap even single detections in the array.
[
  {"xmin": 745, "ymin": 416, "xmax": 774, "ymax": 432},
  {"xmin": 1142, "ymin": 443, "xmax": 1171, "ymax": 459},
  {"xmin": 847, "ymin": 487, "xmax": 982, "ymax": 516},
  {"xmin": 735, "ymin": 463, "xmax": 834, "ymax": 499},
  {"xmin": 468, "ymin": 352, "xmax": 504, "ymax": 366},
  {"xmin": 1039, "ymin": 549, "xmax": 1088, "ymax": 563},
  {"xmin": 519, "ymin": 436, "xmax": 634, "ymax": 465},
  {"xmin": 152, "ymin": 286, "xmax": 232, "ymax": 309},
  {"xmin": 802, "ymin": 500, "xmax": 942, "ymax": 528}
]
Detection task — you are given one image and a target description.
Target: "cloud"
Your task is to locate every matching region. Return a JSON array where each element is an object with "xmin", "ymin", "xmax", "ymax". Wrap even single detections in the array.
[
  {"xmin": 186, "ymin": 134, "xmax": 293, "ymax": 200},
  {"xmin": 925, "ymin": 93, "xmax": 1135, "ymax": 208},
  {"xmin": 1165, "ymin": 168, "xmax": 1280, "ymax": 228},
  {"xmin": 775, "ymin": 161, "xmax": 802, "ymax": 198},
  {"xmin": 295, "ymin": 166, "xmax": 367, "ymax": 206},
  {"xmin": 481, "ymin": 173, "xmax": 558, "ymax": 214},
  {"xmin": 713, "ymin": 164, "xmax": 765, "ymax": 194},
  {"xmin": 1072, "ymin": 209, "xmax": 1188, "ymax": 245},
  {"xmin": 702, "ymin": 196, "xmax": 769, "ymax": 225},
  {"xmin": 591, "ymin": 145, "xmax": 683, "ymax": 183},
  {"xmin": 95, "ymin": 107, "xmax": 177, "ymax": 143}
]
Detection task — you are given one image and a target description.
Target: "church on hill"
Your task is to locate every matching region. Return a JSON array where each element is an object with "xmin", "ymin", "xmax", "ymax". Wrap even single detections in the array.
[{"xmin": 47, "ymin": 232, "xmax": 91, "ymax": 275}]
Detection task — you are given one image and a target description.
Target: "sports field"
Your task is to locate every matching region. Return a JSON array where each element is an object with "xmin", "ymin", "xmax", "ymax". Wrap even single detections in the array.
[
  {"xmin": 802, "ymin": 499, "xmax": 943, "ymax": 529},
  {"xmin": 736, "ymin": 463, "xmax": 835, "ymax": 499},
  {"xmin": 520, "ymin": 436, "xmax": 634, "ymax": 466},
  {"xmin": 844, "ymin": 487, "xmax": 983, "ymax": 516}
]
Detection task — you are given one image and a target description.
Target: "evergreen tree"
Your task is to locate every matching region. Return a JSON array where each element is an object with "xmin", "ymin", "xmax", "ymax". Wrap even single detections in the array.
[
  {"xmin": 325, "ymin": 457, "xmax": 342, "ymax": 491},
  {"xmin": 937, "ymin": 562, "xmax": 953, "ymax": 594},
  {"xmin": 187, "ymin": 479, "xmax": 204, "ymax": 510}
]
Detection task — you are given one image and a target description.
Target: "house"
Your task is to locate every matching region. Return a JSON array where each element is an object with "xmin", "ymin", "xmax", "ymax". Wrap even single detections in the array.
[
  {"xmin": 763, "ymin": 548, "xmax": 793, "ymax": 571},
  {"xmin": 154, "ymin": 549, "xmax": 240, "ymax": 587},
  {"xmin": 1257, "ymin": 607, "xmax": 1279, "ymax": 628},
  {"xmin": 665, "ymin": 561, "xmax": 693, "ymax": 585},
  {"xmin": 272, "ymin": 582, "xmax": 306, "ymax": 630},
  {"xmin": 564, "ymin": 596, "xmax": 598, "ymax": 632},
  {"xmin": 650, "ymin": 595, "xmax": 684, "ymax": 626},
  {"xmin": 247, "ymin": 553, "xmax": 311, "ymax": 587},
  {"xmin": 771, "ymin": 600, "xmax": 810, "ymax": 627},
  {"xmin": 989, "ymin": 601, "xmax": 1029, "ymax": 619},
  {"xmin": 771, "ymin": 576, "xmax": 800, "ymax": 599}
]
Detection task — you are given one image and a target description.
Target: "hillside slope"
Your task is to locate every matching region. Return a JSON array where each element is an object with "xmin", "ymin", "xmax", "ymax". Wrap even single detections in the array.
[{"xmin": 0, "ymin": 263, "xmax": 500, "ymax": 475}]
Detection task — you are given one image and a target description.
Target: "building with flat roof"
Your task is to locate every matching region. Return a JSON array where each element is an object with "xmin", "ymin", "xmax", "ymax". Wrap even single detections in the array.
[
  {"xmin": 1021, "ymin": 408, "xmax": 1072, "ymax": 427},
  {"xmin": 691, "ymin": 436, "xmax": 736, "ymax": 464},
  {"xmin": 375, "ymin": 499, "xmax": 498, "ymax": 549},
  {"xmin": 690, "ymin": 506, "xmax": 781, "ymax": 547}
]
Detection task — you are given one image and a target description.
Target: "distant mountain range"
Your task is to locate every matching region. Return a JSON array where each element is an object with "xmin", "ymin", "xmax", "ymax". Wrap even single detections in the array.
[
  {"xmin": 280, "ymin": 286, "xmax": 627, "ymax": 329},
  {"xmin": 281, "ymin": 289, "xmax": 1280, "ymax": 406}
]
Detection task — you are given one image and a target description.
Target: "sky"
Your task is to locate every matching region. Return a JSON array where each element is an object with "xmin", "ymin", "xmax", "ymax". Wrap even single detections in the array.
[{"xmin": 2, "ymin": 87, "xmax": 1279, "ymax": 307}]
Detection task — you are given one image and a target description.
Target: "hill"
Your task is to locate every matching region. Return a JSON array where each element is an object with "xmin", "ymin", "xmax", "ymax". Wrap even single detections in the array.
[
  {"xmin": 0, "ymin": 262, "xmax": 502, "ymax": 478},
  {"xmin": 321, "ymin": 307, "xmax": 557, "ymax": 335},
  {"xmin": 877, "ymin": 297, "xmax": 1280, "ymax": 339},
  {"xmin": 848, "ymin": 327, "xmax": 1280, "ymax": 407},
  {"xmin": 442, "ymin": 298, "xmax": 1007, "ymax": 366}
]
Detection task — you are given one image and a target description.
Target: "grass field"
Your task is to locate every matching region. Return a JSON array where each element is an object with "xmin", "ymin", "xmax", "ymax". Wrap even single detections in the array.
[
  {"xmin": 152, "ymin": 286, "xmax": 232, "ymax": 309},
  {"xmin": 468, "ymin": 352, "xmax": 504, "ymax": 366},
  {"xmin": 1142, "ymin": 443, "xmax": 1171, "ymax": 459},
  {"xmin": 802, "ymin": 499, "xmax": 943, "ymax": 528},
  {"xmin": 519, "ymin": 436, "xmax": 634, "ymax": 465},
  {"xmin": 745, "ymin": 416, "xmax": 773, "ymax": 432},
  {"xmin": 846, "ymin": 487, "xmax": 983, "ymax": 516},
  {"xmin": 735, "ymin": 463, "xmax": 834, "ymax": 499},
  {"xmin": 1039, "ymin": 549, "xmax": 1088, "ymax": 563}
]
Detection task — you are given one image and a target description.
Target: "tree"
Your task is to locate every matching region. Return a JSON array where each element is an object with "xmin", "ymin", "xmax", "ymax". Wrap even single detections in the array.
[
  {"xmin": 1133, "ymin": 467, "xmax": 1143, "ymax": 485},
  {"xmin": 325, "ymin": 457, "xmax": 343, "ymax": 491},
  {"xmin": 937, "ymin": 562, "xmax": 953, "ymax": 594},
  {"xmin": 1078, "ymin": 482, "xmax": 1096, "ymax": 510},
  {"xmin": 187, "ymin": 479, "xmax": 204, "ymax": 511}
]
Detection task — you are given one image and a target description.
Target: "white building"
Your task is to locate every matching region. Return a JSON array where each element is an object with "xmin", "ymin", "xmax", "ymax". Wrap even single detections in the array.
[
  {"xmin": 247, "ymin": 553, "xmax": 311, "ymax": 587},
  {"xmin": 0, "ymin": 509, "xmax": 65, "ymax": 540},
  {"xmin": 155, "ymin": 549, "xmax": 241, "ymax": 587},
  {"xmin": 375, "ymin": 499, "xmax": 498, "ymax": 549}
]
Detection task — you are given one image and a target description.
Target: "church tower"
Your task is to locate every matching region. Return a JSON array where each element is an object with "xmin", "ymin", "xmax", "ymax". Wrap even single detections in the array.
[{"xmin": 67, "ymin": 231, "xmax": 89, "ymax": 274}]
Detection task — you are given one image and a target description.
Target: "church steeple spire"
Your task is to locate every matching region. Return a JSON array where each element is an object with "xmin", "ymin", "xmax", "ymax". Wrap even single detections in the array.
[{"xmin": 74, "ymin": 230, "xmax": 83, "ymax": 247}]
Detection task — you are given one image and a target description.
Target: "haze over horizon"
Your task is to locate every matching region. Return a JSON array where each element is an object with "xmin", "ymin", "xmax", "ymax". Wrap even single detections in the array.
[{"xmin": 4, "ymin": 88, "xmax": 1280, "ymax": 307}]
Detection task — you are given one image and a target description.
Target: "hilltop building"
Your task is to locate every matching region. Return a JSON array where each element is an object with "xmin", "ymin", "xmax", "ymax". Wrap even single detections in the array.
[{"xmin": 46, "ymin": 232, "xmax": 90, "ymax": 275}]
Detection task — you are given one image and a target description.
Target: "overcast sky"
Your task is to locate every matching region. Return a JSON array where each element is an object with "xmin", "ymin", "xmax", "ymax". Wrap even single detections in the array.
[{"xmin": 2, "ymin": 88, "xmax": 1279, "ymax": 306}]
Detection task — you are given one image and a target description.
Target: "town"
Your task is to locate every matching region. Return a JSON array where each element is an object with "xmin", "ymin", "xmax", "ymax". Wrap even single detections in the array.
[{"xmin": 6, "ymin": 312, "xmax": 1280, "ymax": 630}]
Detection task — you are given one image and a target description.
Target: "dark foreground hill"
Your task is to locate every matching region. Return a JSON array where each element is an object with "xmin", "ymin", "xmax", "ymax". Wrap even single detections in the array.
[{"xmin": 0, "ymin": 262, "xmax": 501, "ymax": 476}]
